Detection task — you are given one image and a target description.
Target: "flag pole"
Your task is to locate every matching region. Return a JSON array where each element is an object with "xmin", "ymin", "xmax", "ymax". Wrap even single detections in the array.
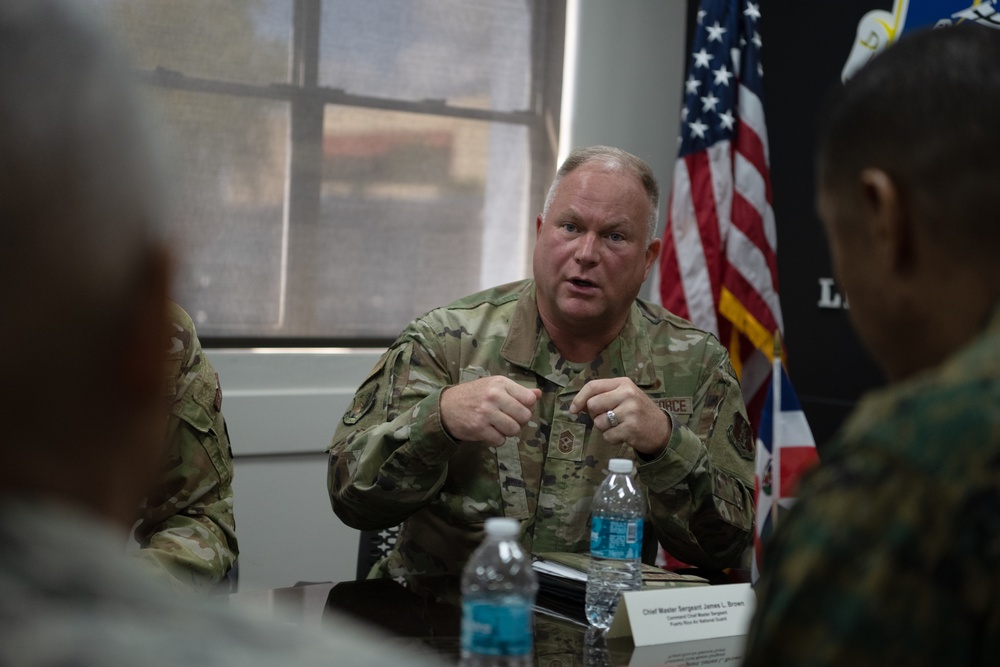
[{"xmin": 770, "ymin": 330, "xmax": 782, "ymax": 529}]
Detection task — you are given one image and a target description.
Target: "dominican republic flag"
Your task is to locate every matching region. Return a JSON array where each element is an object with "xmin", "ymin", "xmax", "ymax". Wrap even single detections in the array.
[
  {"xmin": 751, "ymin": 354, "xmax": 818, "ymax": 584},
  {"xmin": 652, "ymin": 0, "xmax": 783, "ymax": 437}
]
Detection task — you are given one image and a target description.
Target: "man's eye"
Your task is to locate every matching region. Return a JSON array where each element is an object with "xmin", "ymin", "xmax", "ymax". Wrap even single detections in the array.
[
  {"xmin": 608, "ymin": 232, "xmax": 624, "ymax": 242},
  {"xmin": 562, "ymin": 223, "xmax": 578, "ymax": 233}
]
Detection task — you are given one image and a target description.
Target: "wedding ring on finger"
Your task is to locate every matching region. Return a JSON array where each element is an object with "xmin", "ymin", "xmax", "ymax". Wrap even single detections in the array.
[{"xmin": 606, "ymin": 410, "xmax": 619, "ymax": 428}]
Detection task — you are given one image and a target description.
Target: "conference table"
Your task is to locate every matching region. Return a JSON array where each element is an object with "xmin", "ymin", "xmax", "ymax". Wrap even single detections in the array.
[{"xmin": 230, "ymin": 573, "xmax": 749, "ymax": 666}]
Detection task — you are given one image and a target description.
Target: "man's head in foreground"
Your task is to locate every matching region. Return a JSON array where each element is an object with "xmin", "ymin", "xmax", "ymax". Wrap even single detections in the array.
[
  {"xmin": 816, "ymin": 24, "xmax": 1000, "ymax": 381},
  {"xmin": 0, "ymin": 0, "xmax": 172, "ymax": 528}
]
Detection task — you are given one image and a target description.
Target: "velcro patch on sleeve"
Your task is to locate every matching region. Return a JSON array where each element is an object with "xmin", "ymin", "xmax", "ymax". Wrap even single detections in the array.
[
  {"xmin": 343, "ymin": 383, "xmax": 379, "ymax": 425},
  {"xmin": 728, "ymin": 412, "xmax": 755, "ymax": 461}
]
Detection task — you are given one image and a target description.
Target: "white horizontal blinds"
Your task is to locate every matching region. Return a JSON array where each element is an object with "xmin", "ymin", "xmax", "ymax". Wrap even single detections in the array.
[{"xmin": 81, "ymin": 0, "xmax": 564, "ymax": 339}]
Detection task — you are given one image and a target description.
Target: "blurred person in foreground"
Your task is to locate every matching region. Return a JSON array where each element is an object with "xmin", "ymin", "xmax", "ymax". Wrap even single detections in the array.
[
  {"xmin": 132, "ymin": 301, "xmax": 239, "ymax": 593},
  {"xmin": 744, "ymin": 24, "xmax": 1000, "ymax": 665},
  {"xmin": 329, "ymin": 145, "xmax": 755, "ymax": 582},
  {"xmin": 0, "ymin": 2, "xmax": 443, "ymax": 665}
]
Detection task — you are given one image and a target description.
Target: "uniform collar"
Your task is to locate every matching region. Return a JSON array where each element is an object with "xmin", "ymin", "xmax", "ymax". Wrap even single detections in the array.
[
  {"xmin": 500, "ymin": 280, "xmax": 659, "ymax": 388},
  {"xmin": 835, "ymin": 298, "xmax": 1000, "ymax": 452}
]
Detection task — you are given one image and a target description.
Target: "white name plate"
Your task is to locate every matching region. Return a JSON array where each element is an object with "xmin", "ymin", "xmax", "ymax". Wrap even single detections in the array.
[
  {"xmin": 606, "ymin": 583, "xmax": 756, "ymax": 646},
  {"xmin": 628, "ymin": 633, "xmax": 746, "ymax": 667}
]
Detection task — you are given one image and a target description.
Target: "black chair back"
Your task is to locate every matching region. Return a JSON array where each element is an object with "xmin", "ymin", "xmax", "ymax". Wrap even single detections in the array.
[{"xmin": 355, "ymin": 525, "xmax": 400, "ymax": 580}]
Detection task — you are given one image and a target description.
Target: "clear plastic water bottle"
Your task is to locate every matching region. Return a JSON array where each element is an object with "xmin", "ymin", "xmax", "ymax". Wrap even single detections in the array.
[
  {"xmin": 585, "ymin": 458, "xmax": 645, "ymax": 630},
  {"xmin": 583, "ymin": 625, "xmax": 613, "ymax": 667},
  {"xmin": 460, "ymin": 517, "xmax": 538, "ymax": 667}
]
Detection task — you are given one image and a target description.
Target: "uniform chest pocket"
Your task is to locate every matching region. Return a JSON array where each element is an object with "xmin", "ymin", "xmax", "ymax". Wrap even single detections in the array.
[
  {"xmin": 548, "ymin": 419, "xmax": 587, "ymax": 462},
  {"xmin": 459, "ymin": 366, "xmax": 490, "ymax": 383},
  {"xmin": 644, "ymin": 392, "xmax": 696, "ymax": 437},
  {"xmin": 441, "ymin": 366, "xmax": 531, "ymax": 522}
]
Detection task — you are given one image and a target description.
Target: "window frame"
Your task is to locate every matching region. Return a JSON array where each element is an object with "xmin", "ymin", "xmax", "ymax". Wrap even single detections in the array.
[{"xmin": 130, "ymin": 0, "xmax": 565, "ymax": 347}]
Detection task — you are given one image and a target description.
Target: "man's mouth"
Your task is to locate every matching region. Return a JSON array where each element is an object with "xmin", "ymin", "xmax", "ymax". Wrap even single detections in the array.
[{"xmin": 569, "ymin": 278, "xmax": 597, "ymax": 289}]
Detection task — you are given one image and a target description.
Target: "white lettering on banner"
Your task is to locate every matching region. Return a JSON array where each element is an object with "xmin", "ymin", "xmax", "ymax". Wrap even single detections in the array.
[{"xmin": 817, "ymin": 277, "xmax": 849, "ymax": 310}]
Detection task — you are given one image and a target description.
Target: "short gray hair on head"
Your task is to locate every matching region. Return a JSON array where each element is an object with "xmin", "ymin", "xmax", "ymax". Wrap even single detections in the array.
[
  {"xmin": 541, "ymin": 145, "xmax": 660, "ymax": 243},
  {"xmin": 0, "ymin": 0, "xmax": 164, "ymax": 394}
]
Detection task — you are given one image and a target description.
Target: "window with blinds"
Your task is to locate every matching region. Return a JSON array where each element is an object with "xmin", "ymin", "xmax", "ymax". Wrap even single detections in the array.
[{"xmin": 82, "ymin": 0, "xmax": 565, "ymax": 341}]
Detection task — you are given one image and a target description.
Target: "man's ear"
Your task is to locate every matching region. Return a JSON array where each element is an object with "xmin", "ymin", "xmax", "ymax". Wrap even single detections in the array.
[
  {"xmin": 119, "ymin": 245, "xmax": 173, "ymax": 401},
  {"xmin": 859, "ymin": 168, "xmax": 914, "ymax": 276},
  {"xmin": 643, "ymin": 237, "xmax": 661, "ymax": 279}
]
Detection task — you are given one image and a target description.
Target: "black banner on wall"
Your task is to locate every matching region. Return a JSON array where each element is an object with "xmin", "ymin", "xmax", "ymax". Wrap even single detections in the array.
[
  {"xmin": 681, "ymin": 0, "xmax": 897, "ymax": 445},
  {"xmin": 762, "ymin": 0, "xmax": 897, "ymax": 445}
]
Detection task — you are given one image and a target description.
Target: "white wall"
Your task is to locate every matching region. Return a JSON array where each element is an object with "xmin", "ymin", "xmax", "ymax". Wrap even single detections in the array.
[
  {"xmin": 563, "ymin": 0, "xmax": 687, "ymax": 299},
  {"xmin": 213, "ymin": 349, "xmax": 384, "ymax": 592},
  {"xmin": 216, "ymin": 0, "xmax": 688, "ymax": 593}
]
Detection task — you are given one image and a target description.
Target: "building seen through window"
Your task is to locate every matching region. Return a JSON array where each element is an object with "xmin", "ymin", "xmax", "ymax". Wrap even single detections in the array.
[{"xmin": 82, "ymin": 0, "xmax": 565, "ymax": 341}]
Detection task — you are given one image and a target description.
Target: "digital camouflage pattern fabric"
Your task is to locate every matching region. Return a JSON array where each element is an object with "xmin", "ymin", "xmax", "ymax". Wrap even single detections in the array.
[
  {"xmin": 328, "ymin": 280, "xmax": 755, "ymax": 580},
  {"xmin": 132, "ymin": 302, "xmax": 238, "ymax": 592},
  {"xmin": 744, "ymin": 303, "xmax": 1000, "ymax": 665}
]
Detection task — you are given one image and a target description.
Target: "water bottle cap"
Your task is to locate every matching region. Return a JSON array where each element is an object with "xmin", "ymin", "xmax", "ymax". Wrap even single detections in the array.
[
  {"xmin": 483, "ymin": 517, "xmax": 520, "ymax": 538},
  {"xmin": 608, "ymin": 458, "xmax": 633, "ymax": 473}
]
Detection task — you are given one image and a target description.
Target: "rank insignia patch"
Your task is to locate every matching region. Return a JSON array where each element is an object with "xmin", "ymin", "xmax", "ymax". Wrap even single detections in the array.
[{"xmin": 557, "ymin": 429, "xmax": 574, "ymax": 454}]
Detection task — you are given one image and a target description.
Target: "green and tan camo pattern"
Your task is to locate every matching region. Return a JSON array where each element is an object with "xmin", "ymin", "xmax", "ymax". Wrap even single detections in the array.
[
  {"xmin": 132, "ymin": 302, "xmax": 238, "ymax": 592},
  {"xmin": 745, "ymin": 305, "xmax": 1000, "ymax": 665},
  {"xmin": 329, "ymin": 280, "xmax": 755, "ymax": 580}
]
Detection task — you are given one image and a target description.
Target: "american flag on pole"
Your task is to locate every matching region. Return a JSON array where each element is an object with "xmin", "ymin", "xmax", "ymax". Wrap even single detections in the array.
[
  {"xmin": 652, "ymin": 0, "xmax": 782, "ymax": 434},
  {"xmin": 752, "ymin": 343, "xmax": 818, "ymax": 583}
]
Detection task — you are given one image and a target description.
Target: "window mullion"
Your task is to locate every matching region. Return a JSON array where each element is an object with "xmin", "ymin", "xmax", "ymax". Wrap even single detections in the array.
[{"xmin": 284, "ymin": 0, "xmax": 325, "ymax": 334}]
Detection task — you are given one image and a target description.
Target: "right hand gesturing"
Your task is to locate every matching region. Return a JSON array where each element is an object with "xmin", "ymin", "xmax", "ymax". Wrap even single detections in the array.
[{"xmin": 440, "ymin": 376, "xmax": 542, "ymax": 447}]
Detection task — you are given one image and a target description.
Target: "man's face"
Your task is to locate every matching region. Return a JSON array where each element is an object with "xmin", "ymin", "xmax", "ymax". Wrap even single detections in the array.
[
  {"xmin": 532, "ymin": 162, "xmax": 659, "ymax": 337},
  {"xmin": 818, "ymin": 181, "xmax": 891, "ymax": 375}
]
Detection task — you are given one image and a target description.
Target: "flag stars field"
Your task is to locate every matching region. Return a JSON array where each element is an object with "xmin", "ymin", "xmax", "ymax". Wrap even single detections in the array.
[{"xmin": 654, "ymin": 0, "xmax": 785, "ymax": 434}]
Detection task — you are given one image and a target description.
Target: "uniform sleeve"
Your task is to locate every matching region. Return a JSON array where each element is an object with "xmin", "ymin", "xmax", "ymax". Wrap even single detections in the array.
[
  {"xmin": 327, "ymin": 320, "xmax": 460, "ymax": 530},
  {"xmin": 133, "ymin": 307, "xmax": 239, "ymax": 592},
  {"xmin": 743, "ymin": 445, "xmax": 985, "ymax": 666},
  {"xmin": 639, "ymin": 342, "xmax": 756, "ymax": 569}
]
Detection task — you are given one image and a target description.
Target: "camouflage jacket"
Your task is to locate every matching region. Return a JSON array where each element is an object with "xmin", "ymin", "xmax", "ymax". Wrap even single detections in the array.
[
  {"xmin": 745, "ymin": 304, "xmax": 1000, "ymax": 665},
  {"xmin": 132, "ymin": 302, "xmax": 238, "ymax": 592},
  {"xmin": 328, "ymin": 280, "xmax": 755, "ymax": 579}
]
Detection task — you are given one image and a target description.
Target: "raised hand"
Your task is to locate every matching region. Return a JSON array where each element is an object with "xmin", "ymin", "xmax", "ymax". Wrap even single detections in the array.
[
  {"xmin": 441, "ymin": 376, "xmax": 542, "ymax": 447},
  {"xmin": 569, "ymin": 378, "xmax": 672, "ymax": 456}
]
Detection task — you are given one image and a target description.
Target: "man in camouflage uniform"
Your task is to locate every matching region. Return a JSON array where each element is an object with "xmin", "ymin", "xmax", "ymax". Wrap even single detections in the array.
[
  {"xmin": 132, "ymin": 301, "xmax": 238, "ymax": 592},
  {"xmin": 745, "ymin": 26, "xmax": 1000, "ymax": 665},
  {"xmin": 329, "ymin": 146, "xmax": 755, "ymax": 580}
]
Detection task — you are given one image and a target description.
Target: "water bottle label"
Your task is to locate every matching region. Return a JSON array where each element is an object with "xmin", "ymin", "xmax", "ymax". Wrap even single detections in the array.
[
  {"xmin": 590, "ymin": 515, "xmax": 643, "ymax": 559},
  {"xmin": 461, "ymin": 599, "xmax": 533, "ymax": 656}
]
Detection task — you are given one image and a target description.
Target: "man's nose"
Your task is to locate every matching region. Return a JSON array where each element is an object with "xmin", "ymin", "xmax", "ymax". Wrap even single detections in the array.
[{"xmin": 574, "ymin": 232, "xmax": 599, "ymax": 264}]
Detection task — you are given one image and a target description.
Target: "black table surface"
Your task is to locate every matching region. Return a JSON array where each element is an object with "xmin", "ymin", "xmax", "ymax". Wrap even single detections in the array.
[{"xmin": 230, "ymin": 574, "xmax": 749, "ymax": 666}]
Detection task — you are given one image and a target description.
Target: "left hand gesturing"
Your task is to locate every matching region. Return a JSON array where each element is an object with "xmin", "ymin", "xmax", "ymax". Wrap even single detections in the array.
[{"xmin": 569, "ymin": 378, "xmax": 672, "ymax": 457}]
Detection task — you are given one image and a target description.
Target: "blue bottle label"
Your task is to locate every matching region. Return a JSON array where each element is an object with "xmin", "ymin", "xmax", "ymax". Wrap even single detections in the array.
[
  {"xmin": 590, "ymin": 515, "xmax": 643, "ymax": 559},
  {"xmin": 461, "ymin": 598, "xmax": 533, "ymax": 656}
]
